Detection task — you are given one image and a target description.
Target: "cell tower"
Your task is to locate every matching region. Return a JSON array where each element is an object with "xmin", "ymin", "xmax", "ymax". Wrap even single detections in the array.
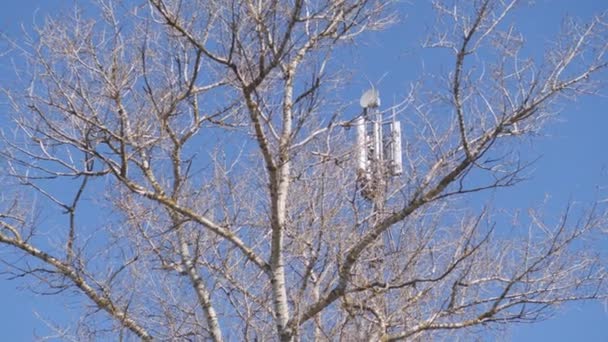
[{"xmin": 355, "ymin": 88, "xmax": 403, "ymax": 201}]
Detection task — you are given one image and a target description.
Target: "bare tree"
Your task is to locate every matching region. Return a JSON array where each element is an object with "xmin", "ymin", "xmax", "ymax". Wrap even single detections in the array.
[{"xmin": 1, "ymin": 0, "xmax": 607, "ymax": 340}]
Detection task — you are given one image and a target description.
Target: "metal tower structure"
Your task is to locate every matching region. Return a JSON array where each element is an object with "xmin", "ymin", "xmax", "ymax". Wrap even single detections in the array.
[{"xmin": 355, "ymin": 88, "xmax": 403, "ymax": 202}]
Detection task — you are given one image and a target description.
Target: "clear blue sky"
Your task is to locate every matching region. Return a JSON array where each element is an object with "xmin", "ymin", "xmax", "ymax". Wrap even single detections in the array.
[{"xmin": 1, "ymin": 1, "xmax": 607, "ymax": 341}]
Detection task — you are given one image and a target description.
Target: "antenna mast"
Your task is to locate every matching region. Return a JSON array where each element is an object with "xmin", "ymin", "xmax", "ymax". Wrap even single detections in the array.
[{"xmin": 355, "ymin": 88, "xmax": 403, "ymax": 204}]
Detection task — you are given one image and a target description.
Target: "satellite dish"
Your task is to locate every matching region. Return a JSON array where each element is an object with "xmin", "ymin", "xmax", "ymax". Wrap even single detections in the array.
[{"xmin": 359, "ymin": 88, "xmax": 380, "ymax": 108}]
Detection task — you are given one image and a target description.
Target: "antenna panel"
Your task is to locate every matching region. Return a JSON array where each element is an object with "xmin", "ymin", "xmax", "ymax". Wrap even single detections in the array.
[
  {"xmin": 390, "ymin": 121, "xmax": 403, "ymax": 175},
  {"xmin": 354, "ymin": 116, "xmax": 369, "ymax": 178}
]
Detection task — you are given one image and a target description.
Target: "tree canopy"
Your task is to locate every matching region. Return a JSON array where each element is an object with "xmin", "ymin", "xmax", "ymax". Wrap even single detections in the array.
[{"xmin": 1, "ymin": 1, "xmax": 607, "ymax": 340}]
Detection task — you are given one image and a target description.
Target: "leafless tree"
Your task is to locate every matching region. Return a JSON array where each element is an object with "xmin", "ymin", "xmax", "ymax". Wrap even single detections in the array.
[{"xmin": 1, "ymin": 0, "xmax": 607, "ymax": 340}]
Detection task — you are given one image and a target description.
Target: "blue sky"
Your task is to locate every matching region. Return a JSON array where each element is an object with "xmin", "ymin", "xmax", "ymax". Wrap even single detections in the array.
[{"xmin": 1, "ymin": 1, "xmax": 607, "ymax": 341}]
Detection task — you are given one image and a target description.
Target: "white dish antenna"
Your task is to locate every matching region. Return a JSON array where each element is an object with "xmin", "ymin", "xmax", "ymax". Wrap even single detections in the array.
[{"xmin": 359, "ymin": 88, "xmax": 380, "ymax": 108}]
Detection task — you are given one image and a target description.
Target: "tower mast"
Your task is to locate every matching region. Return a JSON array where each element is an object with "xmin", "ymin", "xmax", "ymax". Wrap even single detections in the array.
[{"xmin": 355, "ymin": 88, "xmax": 403, "ymax": 207}]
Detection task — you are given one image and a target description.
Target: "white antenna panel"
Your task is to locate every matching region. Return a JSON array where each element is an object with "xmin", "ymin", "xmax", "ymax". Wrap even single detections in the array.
[
  {"xmin": 391, "ymin": 121, "xmax": 403, "ymax": 176},
  {"xmin": 354, "ymin": 116, "xmax": 369, "ymax": 177}
]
